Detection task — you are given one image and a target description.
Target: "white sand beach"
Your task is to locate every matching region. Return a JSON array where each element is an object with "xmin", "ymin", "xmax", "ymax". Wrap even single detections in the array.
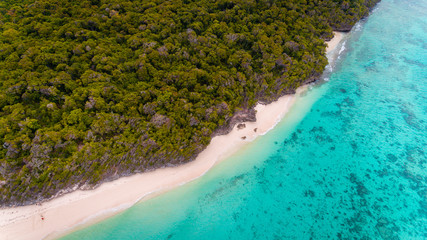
[
  {"xmin": 0, "ymin": 32, "xmax": 345, "ymax": 240},
  {"xmin": 326, "ymin": 31, "xmax": 344, "ymax": 53}
]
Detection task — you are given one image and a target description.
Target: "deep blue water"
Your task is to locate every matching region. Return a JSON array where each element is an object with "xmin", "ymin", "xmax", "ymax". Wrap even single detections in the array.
[{"xmin": 61, "ymin": 0, "xmax": 427, "ymax": 239}]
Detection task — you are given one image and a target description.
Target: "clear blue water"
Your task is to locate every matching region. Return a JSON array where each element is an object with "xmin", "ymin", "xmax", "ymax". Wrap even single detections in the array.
[{"xmin": 61, "ymin": 0, "xmax": 427, "ymax": 239}]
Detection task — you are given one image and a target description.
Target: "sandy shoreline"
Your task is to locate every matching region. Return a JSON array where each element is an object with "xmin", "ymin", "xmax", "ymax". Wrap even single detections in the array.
[
  {"xmin": 0, "ymin": 32, "xmax": 345, "ymax": 240},
  {"xmin": 326, "ymin": 32, "xmax": 344, "ymax": 53}
]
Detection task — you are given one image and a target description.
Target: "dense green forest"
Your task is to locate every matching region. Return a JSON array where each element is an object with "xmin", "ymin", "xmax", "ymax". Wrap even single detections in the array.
[{"xmin": 0, "ymin": 0, "xmax": 380, "ymax": 206}]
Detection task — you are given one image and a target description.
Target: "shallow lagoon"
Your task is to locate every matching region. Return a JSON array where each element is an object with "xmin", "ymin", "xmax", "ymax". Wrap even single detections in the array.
[{"xmin": 62, "ymin": 0, "xmax": 427, "ymax": 239}]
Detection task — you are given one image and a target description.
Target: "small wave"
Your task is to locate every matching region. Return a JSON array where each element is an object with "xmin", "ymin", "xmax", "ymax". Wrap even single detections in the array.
[
  {"xmin": 354, "ymin": 22, "xmax": 362, "ymax": 32},
  {"xmin": 338, "ymin": 43, "xmax": 346, "ymax": 55},
  {"xmin": 371, "ymin": 4, "xmax": 381, "ymax": 13}
]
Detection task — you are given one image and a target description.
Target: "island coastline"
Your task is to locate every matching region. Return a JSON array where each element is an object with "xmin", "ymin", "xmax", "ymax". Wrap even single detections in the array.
[{"xmin": 0, "ymin": 32, "xmax": 345, "ymax": 240}]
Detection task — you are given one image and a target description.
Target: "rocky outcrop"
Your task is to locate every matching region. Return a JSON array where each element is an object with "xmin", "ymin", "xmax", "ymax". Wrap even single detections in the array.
[{"xmin": 213, "ymin": 108, "xmax": 257, "ymax": 137}]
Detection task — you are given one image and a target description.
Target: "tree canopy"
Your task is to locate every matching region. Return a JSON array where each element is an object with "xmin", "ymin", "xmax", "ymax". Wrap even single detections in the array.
[{"xmin": 0, "ymin": 0, "xmax": 380, "ymax": 206}]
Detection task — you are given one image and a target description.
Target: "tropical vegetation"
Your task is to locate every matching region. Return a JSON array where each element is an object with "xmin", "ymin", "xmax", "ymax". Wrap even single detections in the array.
[{"xmin": 0, "ymin": 0, "xmax": 380, "ymax": 205}]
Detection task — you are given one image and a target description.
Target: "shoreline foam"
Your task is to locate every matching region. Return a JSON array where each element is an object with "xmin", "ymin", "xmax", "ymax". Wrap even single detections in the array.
[{"xmin": 0, "ymin": 32, "xmax": 345, "ymax": 240}]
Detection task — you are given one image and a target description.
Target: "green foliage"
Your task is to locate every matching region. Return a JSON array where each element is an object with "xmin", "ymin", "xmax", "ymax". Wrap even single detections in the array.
[{"xmin": 0, "ymin": 0, "xmax": 380, "ymax": 205}]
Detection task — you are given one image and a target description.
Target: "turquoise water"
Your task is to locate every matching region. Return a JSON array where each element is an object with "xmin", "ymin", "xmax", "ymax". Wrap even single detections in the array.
[{"xmin": 61, "ymin": 0, "xmax": 427, "ymax": 239}]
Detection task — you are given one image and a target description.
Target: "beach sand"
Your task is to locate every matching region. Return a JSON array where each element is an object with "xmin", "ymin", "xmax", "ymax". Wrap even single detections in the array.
[
  {"xmin": 326, "ymin": 31, "xmax": 344, "ymax": 53},
  {"xmin": 0, "ymin": 32, "xmax": 345, "ymax": 240}
]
